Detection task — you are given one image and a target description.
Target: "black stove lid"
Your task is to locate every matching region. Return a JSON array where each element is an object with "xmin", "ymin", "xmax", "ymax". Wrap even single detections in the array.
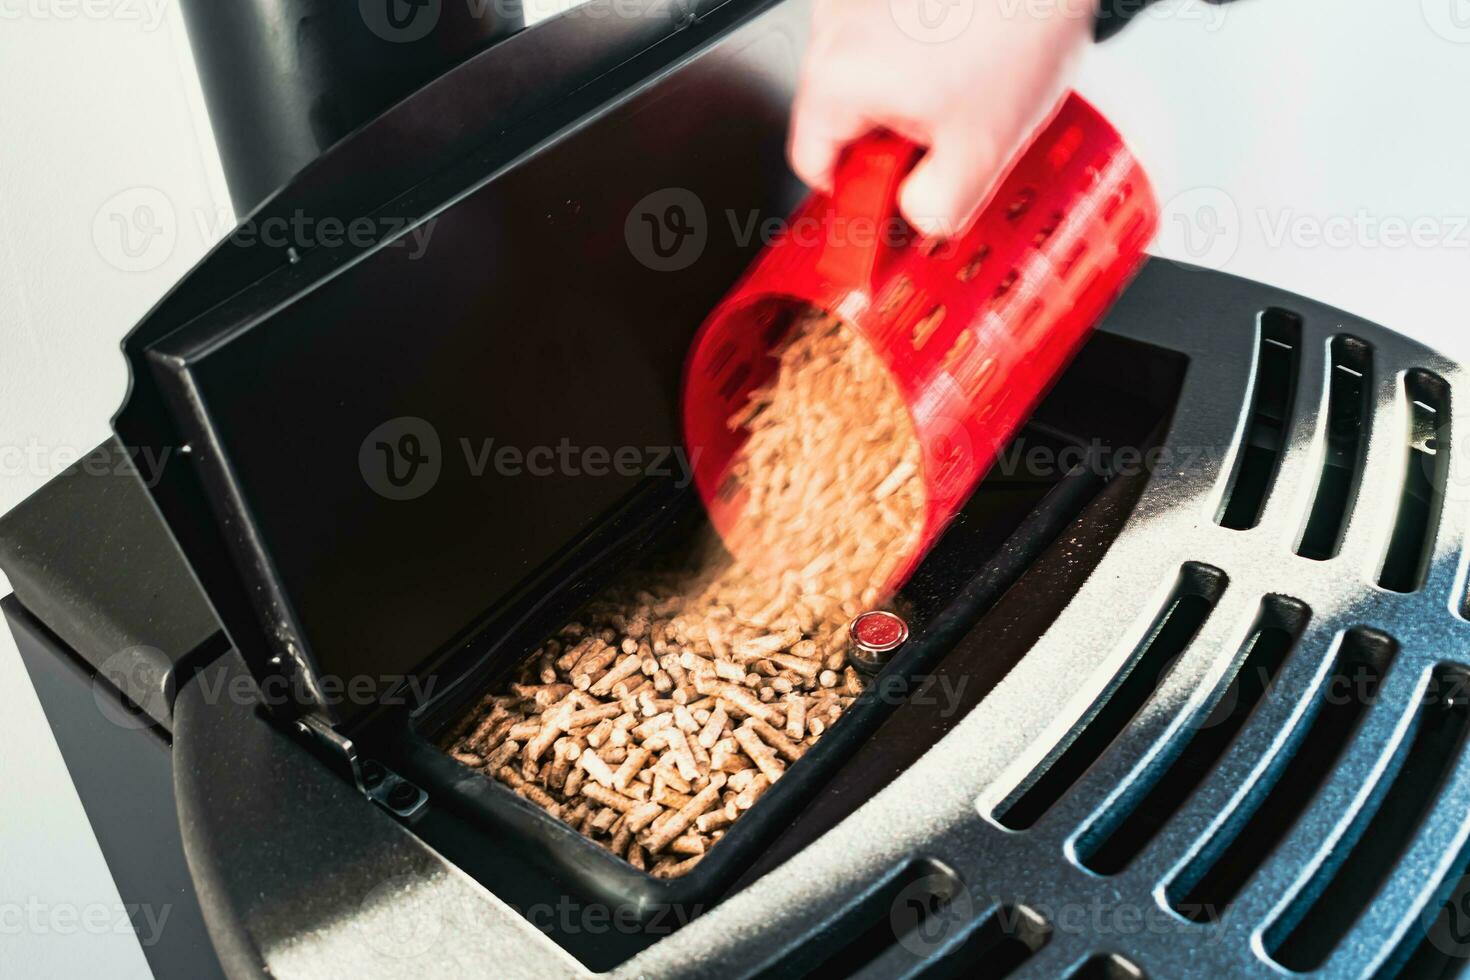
[{"xmin": 113, "ymin": 0, "xmax": 807, "ymax": 727}]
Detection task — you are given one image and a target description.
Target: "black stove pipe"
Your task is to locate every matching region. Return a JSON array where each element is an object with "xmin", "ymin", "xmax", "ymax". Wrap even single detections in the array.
[{"xmin": 177, "ymin": 0, "xmax": 524, "ymax": 216}]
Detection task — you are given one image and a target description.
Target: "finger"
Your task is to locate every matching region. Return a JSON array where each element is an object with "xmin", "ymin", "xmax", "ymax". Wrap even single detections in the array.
[
  {"xmin": 897, "ymin": 129, "xmax": 1009, "ymax": 239},
  {"xmin": 788, "ymin": 92, "xmax": 871, "ymax": 194}
]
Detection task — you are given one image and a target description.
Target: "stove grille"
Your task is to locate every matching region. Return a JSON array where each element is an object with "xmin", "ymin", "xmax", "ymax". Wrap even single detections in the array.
[{"xmin": 609, "ymin": 262, "xmax": 1470, "ymax": 979}]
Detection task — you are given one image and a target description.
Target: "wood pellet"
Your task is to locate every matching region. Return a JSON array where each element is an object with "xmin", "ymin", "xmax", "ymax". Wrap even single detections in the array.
[{"xmin": 443, "ymin": 309, "xmax": 925, "ymax": 877}]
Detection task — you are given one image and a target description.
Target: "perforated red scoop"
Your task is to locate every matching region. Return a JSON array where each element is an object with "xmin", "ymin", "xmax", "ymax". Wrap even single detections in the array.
[{"xmin": 683, "ymin": 93, "xmax": 1157, "ymax": 592}]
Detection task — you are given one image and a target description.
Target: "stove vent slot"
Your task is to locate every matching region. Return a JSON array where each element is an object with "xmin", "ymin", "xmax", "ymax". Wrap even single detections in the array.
[
  {"xmin": 1218, "ymin": 309, "xmax": 1303, "ymax": 530},
  {"xmin": 1068, "ymin": 954, "xmax": 1145, "ymax": 979},
  {"xmin": 1075, "ymin": 595, "xmax": 1309, "ymax": 875},
  {"xmin": 1379, "ymin": 369, "xmax": 1450, "ymax": 593},
  {"xmin": 1297, "ymin": 336, "xmax": 1373, "ymax": 560},
  {"xmin": 1265, "ymin": 664, "xmax": 1470, "ymax": 973},
  {"xmin": 912, "ymin": 905, "xmax": 1052, "ymax": 980},
  {"xmin": 1166, "ymin": 627, "xmax": 1398, "ymax": 922},
  {"xmin": 753, "ymin": 860, "xmax": 962, "ymax": 979},
  {"xmin": 1388, "ymin": 824, "xmax": 1470, "ymax": 977},
  {"xmin": 995, "ymin": 563, "xmax": 1227, "ymax": 831}
]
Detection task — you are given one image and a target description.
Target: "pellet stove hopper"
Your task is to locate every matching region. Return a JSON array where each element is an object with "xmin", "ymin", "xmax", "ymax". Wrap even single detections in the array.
[{"xmin": 5, "ymin": 0, "xmax": 1470, "ymax": 978}]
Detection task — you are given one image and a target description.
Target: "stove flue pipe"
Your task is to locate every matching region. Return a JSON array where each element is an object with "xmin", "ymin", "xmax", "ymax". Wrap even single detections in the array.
[{"xmin": 177, "ymin": 0, "xmax": 524, "ymax": 216}]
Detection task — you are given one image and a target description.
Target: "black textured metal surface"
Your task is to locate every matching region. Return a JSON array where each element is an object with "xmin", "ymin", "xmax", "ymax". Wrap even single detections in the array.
[
  {"xmin": 11, "ymin": 0, "xmax": 1464, "ymax": 973},
  {"xmin": 163, "ymin": 260, "xmax": 1470, "ymax": 980},
  {"xmin": 4, "ymin": 597, "xmax": 224, "ymax": 979},
  {"xmin": 172, "ymin": 651, "xmax": 566, "ymax": 980},
  {"xmin": 176, "ymin": 0, "xmax": 523, "ymax": 214},
  {"xmin": 0, "ymin": 439, "xmax": 221, "ymax": 729}
]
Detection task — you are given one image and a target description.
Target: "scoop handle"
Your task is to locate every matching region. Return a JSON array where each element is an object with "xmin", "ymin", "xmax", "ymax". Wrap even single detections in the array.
[{"xmin": 814, "ymin": 133, "xmax": 924, "ymax": 289}]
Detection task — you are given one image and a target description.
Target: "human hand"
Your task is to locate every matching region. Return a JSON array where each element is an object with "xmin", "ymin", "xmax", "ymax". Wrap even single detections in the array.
[{"xmin": 789, "ymin": 0, "xmax": 1098, "ymax": 237}]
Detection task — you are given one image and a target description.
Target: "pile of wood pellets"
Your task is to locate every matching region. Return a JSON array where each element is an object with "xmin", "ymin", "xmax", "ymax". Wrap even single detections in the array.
[{"xmin": 443, "ymin": 309, "xmax": 925, "ymax": 878}]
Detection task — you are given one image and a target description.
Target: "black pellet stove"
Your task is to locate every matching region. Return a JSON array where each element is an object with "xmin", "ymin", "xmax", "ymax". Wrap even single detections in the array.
[{"xmin": 7, "ymin": 1, "xmax": 1470, "ymax": 978}]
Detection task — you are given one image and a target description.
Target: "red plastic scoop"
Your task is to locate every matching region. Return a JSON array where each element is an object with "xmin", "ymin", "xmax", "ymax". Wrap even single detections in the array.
[{"xmin": 683, "ymin": 93, "xmax": 1158, "ymax": 592}]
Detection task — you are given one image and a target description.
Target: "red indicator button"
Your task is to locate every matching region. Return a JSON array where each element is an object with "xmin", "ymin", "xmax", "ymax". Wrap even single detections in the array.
[
  {"xmin": 848, "ymin": 611, "xmax": 910, "ymax": 673},
  {"xmin": 853, "ymin": 611, "xmax": 907, "ymax": 649}
]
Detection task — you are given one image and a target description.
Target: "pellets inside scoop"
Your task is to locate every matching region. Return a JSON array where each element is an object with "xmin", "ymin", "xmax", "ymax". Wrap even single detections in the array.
[{"xmin": 442, "ymin": 308, "xmax": 926, "ymax": 877}]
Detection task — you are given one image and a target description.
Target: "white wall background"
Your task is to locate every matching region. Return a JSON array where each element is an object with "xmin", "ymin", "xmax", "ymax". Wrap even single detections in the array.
[
  {"xmin": 0, "ymin": 3, "xmax": 227, "ymax": 978},
  {"xmin": 1, "ymin": 0, "xmax": 1467, "ymax": 976},
  {"xmin": 1082, "ymin": 0, "xmax": 1470, "ymax": 363}
]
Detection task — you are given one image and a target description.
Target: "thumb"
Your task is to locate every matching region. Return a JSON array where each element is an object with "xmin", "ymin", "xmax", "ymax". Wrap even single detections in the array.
[
  {"xmin": 898, "ymin": 131, "xmax": 1008, "ymax": 239},
  {"xmin": 789, "ymin": 95, "xmax": 871, "ymax": 194}
]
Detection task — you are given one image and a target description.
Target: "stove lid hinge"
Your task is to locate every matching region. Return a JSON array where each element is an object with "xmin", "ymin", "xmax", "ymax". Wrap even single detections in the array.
[{"xmin": 297, "ymin": 715, "xmax": 428, "ymax": 819}]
